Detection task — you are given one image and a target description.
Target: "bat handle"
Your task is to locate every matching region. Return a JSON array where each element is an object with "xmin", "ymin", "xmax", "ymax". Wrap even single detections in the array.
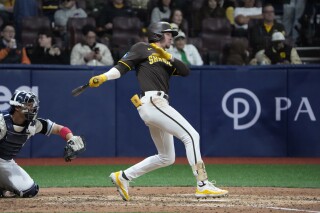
[{"xmin": 93, "ymin": 78, "xmax": 99, "ymax": 84}]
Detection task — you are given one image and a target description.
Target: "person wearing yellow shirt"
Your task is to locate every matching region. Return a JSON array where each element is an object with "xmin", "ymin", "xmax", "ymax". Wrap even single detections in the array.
[{"xmin": 248, "ymin": 3, "xmax": 285, "ymax": 56}]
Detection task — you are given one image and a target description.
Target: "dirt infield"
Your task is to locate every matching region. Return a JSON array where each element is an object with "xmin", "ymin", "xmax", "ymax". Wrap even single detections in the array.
[
  {"xmin": 3, "ymin": 158, "xmax": 319, "ymax": 212},
  {"xmin": 1, "ymin": 187, "xmax": 320, "ymax": 213}
]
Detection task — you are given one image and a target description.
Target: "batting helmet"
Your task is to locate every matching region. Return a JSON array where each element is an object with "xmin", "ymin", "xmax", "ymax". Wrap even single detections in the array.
[
  {"xmin": 148, "ymin": 22, "xmax": 178, "ymax": 42},
  {"xmin": 9, "ymin": 90, "xmax": 39, "ymax": 121}
]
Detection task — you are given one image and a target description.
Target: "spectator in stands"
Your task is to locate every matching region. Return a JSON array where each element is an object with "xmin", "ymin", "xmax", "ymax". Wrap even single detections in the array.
[
  {"xmin": 13, "ymin": 0, "xmax": 39, "ymax": 42},
  {"xmin": 139, "ymin": 27, "xmax": 149, "ymax": 43},
  {"xmin": 53, "ymin": 0, "xmax": 87, "ymax": 34},
  {"xmin": 167, "ymin": 31, "xmax": 203, "ymax": 66},
  {"xmin": 130, "ymin": 0, "xmax": 152, "ymax": 27},
  {"xmin": 169, "ymin": 8, "xmax": 188, "ymax": 36},
  {"xmin": 282, "ymin": 0, "xmax": 306, "ymax": 44},
  {"xmin": 0, "ymin": 0, "xmax": 14, "ymax": 25},
  {"xmin": 150, "ymin": 0, "xmax": 172, "ymax": 24},
  {"xmin": 218, "ymin": 0, "xmax": 237, "ymax": 9},
  {"xmin": 222, "ymin": 39, "xmax": 249, "ymax": 65},
  {"xmin": 30, "ymin": 29, "xmax": 69, "ymax": 64},
  {"xmin": 96, "ymin": 0, "xmax": 132, "ymax": 36},
  {"xmin": 194, "ymin": 0, "xmax": 226, "ymax": 36},
  {"xmin": 170, "ymin": 0, "xmax": 193, "ymax": 26},
  {"xmin": 220, "ymin": 0, "xmax": 237, "ymax": 25},
  {"xmin": 249, "ymin": 3, "xmax": 285, "ymax": 56},
  {"xmin": 0, "ymin": 23, "xmax": 30, "ymax": 64},
  {"xmin": 234, "ymin": 0, "xmax": 262, "ymax": 37},
  {"xmin": 41, "ymin": 0, "xmax": 61, "ymax": 23},
  {"xmin": 70, "ymin": 24, "xmax": 114, "ymax": 66},
  {"xmin": 200, "ymin": 0, "xmax": 226, "ymax": 19},
  {"xmin": 250, "ymin": 32, "xmax": 302, "ymax": 65}
]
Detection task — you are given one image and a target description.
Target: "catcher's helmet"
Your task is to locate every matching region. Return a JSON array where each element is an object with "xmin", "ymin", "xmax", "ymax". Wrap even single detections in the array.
[
  {"xmin": 9, "ymin": 90, "xmax": 39, "ymax": 120},
  {"xmin": 148, "ymin": 22, "xmax": 178, "ymax": 42}
]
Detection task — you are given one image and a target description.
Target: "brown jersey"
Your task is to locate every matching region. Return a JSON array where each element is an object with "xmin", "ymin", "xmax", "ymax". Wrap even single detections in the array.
[{"xmin": 114, "ymin": 42, "xmax": 190, "ymax": 94}]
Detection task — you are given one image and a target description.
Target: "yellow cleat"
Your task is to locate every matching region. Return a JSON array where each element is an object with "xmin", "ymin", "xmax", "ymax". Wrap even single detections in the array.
[
  {"xmin": 195, "ymin": 181, "xmax": 228, "ymax": 198},
  {"xmin": 109, "ymin": 171, "xmax": 130, "ymax": 201}
]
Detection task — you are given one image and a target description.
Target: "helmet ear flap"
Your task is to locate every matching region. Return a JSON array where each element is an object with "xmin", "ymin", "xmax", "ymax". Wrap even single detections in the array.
[
  {"xmin": 155, "ymin": 33, "xmax": 163, "ymax": 41},
  {"xmin": 149, "ymin": 33, "xmax": 163, "ymax": 42}
]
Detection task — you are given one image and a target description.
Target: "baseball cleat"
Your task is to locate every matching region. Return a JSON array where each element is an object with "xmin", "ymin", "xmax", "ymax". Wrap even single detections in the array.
[
  {"xmin": 0, "ymin": 190, "xmax": 16, "ymax": 198},
  {"xmin": 195, "ymin": 181, "xmax": 228, "ymax": 198},
  {"xmin": 109, "ymin": 171, "xmax": 130, "ymax": 201}
]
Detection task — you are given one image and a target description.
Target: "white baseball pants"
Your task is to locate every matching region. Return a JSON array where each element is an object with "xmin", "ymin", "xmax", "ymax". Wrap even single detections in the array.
[
  {"xmin": 0, "ymin": 158, "xmax": 35, "ymax": 194},
  {"xmin": 124, "ymin": 91, "xmax": 203, "ymax": 180}
]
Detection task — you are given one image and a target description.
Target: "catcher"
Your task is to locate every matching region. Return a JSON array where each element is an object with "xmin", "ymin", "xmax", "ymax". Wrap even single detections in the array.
[{"xmin": 0, "ymin": 90, "xmax": 85, "ymax": 198}]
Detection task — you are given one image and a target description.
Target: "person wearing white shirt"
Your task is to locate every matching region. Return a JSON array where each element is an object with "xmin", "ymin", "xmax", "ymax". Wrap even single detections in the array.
[
  {"xmin": 233, "ymin": 0, "xmax": 262, "ymax": 37},
  {"xmin": 54, "ymin": 0, "xmax": 87, "ymax": 33},
  {"xmin": 70, "ymin": 24, "xmax": 114, "ymax": 66},
  {"xmin": 167, "ymin": 31, "xmax": 203, "ymax": 66},
  {"xmin": 150, "ymin": 0, "xmax": 172, "ymax": 24}
]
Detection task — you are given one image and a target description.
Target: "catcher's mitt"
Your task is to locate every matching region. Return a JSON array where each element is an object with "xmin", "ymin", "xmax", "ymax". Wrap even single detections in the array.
[{"xmin": 64, "ymin": 136, "xmax": 86, "ymax": 162}]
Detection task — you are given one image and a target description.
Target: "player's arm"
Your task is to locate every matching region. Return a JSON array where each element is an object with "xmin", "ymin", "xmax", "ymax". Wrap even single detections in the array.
[
  {"xmin": 38, "ymin": 119, "xmax": 86, "ymax": 162},
  {"xmin": 51, "ymin": 123, "xmax": 74, "ymax": 141},
  {"xmin": 88, "ymin": 43, "xmax": 143, "ymax": 88},
  {"xmin": 0, "ymin": 113, "xmax": 7, "ymax": 140},
  {"xmin": 36, "ymin": 118, "xmax": 79, "ymax": 142},
  {"xmin": 150, "ymin": 43, "xmax": 190, "ymax": 76},
  {"xmin": 171, "ymin": 59, "xmax": 190, "ymax": 76},
  {"xmin": 88, "ymin": 67, "xmax": 122, "ymax": 88}
]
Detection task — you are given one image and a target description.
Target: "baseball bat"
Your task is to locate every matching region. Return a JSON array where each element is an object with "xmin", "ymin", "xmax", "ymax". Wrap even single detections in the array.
[
  {"xmin": 71, "ymin": 78, "xmax": 100, "ymax": 97},
  {"xmin": 71, "ymin": 83, "xmax": 89, "ymax": 97}
]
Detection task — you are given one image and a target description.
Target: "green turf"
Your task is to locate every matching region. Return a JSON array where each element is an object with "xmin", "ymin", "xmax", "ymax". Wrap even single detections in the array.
[{"xmin": 23, "ymin": 164, "xmax": 320, "ymax": 188}]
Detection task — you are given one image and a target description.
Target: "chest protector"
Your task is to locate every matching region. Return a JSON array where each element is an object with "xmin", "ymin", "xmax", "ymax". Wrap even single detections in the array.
[{"xmin": 0, "ymin": 113, "xmax": 29, "ymax": 160}]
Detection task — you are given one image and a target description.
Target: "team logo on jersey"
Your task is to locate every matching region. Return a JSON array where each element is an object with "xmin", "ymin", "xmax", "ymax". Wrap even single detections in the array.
[
  {"xmin": 122, "ymin": 52, "xmax": 129, "ymax": 58},
  {"xmin": 148, "ymin": 55, "xmax": 172, "ymax": 66}
]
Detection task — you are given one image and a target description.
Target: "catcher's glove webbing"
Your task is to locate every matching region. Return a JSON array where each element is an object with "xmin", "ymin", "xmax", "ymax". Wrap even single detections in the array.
[{"xmin": 64, "ymin": 136, "xmax": 86, "ymax": 162}]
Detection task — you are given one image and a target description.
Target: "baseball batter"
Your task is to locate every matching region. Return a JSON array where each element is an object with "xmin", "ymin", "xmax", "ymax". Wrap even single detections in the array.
[
  {"xmin": 0, "ymin": 90, "xmax": 85, "ymax": 198},
  {"xmin": 88, "ymin": 22, "xmax": 228, "ymax": 201}
]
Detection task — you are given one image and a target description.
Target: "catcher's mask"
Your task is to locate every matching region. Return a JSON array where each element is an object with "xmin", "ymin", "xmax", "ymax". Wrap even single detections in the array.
[
  {"xmin": 148, "ymin": 21, "xmax": 178, "ymax": 43},
  {"xmin": 9, "ymin": 90, "xmax": 39, "ymax": 121}
]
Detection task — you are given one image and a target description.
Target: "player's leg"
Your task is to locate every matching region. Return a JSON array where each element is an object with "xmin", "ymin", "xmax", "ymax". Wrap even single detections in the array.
[
  {"xmin": 141, "ymin": 98, "xmax": 202, "ymax": 166},
  {"xmin": 143, "ymin": 97, "xmax": 228, "ymax": 198},
  {"xmin": 124, "ymin": 125, "xmax": 175, "ymax": 179},
  {"xmin": 0, "ymin": 159, "xmax": 39, "ymax": 198},
  {"xmin": 110, "ymin": 125, "xmax": 175, "ymax": 201}
]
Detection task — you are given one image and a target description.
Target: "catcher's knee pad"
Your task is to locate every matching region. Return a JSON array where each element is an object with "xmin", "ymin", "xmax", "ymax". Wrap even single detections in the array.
[{"xmin": 21, "ymin": 183, "xmax": 39, "ymax": 198}]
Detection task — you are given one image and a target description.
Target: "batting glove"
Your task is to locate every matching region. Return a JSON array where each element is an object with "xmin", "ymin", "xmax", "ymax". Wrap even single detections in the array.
[
  {"xmin": 89, "ymin": 74, "xmax": 108, "ymax": 88},
  {"xmin": 150, "ymin": 43, "xmax": 173, "ymax": 61}
]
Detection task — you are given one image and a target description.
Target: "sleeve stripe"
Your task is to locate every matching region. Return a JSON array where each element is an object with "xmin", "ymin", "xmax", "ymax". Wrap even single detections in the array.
[
  {"xmin": 119, "ymin": 60, "xmax": 132, "ymax": 70},
  {"xmin": 46, "ymin": 122, "xmax": 54, "ymax": 136},
  {"xmin": 171, "ymin": 68, "xmax": 177, "ymax": 76}
]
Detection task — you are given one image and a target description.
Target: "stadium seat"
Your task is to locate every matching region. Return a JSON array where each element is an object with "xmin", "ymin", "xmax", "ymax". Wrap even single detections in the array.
[
  {"xmin": 188, "ymin": 37, "xmax": 206, "ymax": 63},
  {"xmin": 21, "ymin": 16, "xmax": 51, "ymax": 48},
  {"xmin": 189, "ymin": 0, "xmax": 205, "ymax": 36},
  {"xmin": 0, "ymin": 16, "xmax": 3, "ymax": 29},
  {"xmin": 201, "ymin": 17, "xmax": 233, "ymax": 64},
  {"xmin": 66, "ymin": 17, "xmax": 96, "ymax": 50},
  {"xmin": 111, "ymin": 16, "xmax": 142, "ymax": 61}
]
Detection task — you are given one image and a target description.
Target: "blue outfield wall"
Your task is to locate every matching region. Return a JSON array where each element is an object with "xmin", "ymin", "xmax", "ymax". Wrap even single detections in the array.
[{"xmin": 0, "ymin": 64, "xmax": 320, "ymax": 158}]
